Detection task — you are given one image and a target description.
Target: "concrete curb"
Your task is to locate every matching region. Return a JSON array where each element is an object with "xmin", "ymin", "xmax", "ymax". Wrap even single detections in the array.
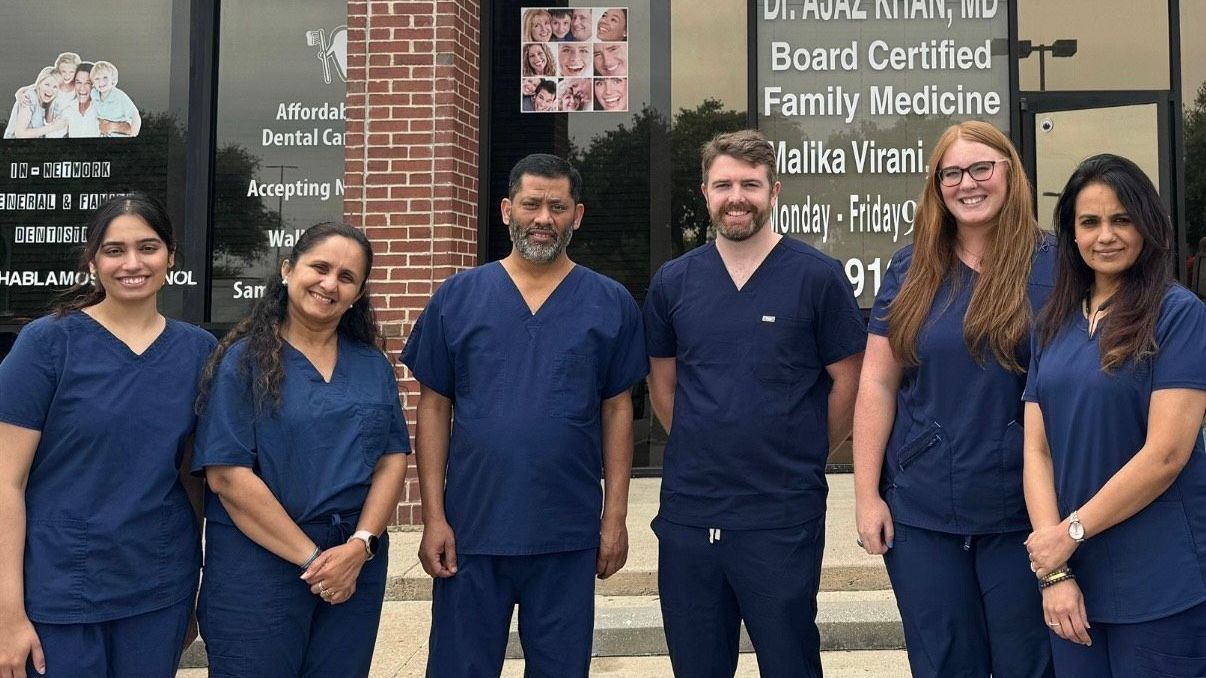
[{"xmin": 387, "ymin": 565, "xmax": 888, "ymax": 602}]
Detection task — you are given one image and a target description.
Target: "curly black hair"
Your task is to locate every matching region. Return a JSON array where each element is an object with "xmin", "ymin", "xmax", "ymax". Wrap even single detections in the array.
[{"xmin": 196, "ymin": 222, "xmax": 382, "ymax": 414}]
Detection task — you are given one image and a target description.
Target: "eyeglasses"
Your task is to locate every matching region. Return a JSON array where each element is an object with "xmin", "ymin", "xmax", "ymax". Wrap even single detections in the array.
[{"xmin": 937, "ymin": 160, "xmax": 1009, "ymax": 187}]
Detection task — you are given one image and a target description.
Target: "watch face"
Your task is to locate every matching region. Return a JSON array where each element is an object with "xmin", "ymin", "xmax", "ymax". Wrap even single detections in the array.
[
  {"xmin": 366, "ymin": 534, "xmax": 380, "ymax": 554},
  {"xmin": 1069, "ymin": 522, "xmax": 1085, "ymax": 541}
]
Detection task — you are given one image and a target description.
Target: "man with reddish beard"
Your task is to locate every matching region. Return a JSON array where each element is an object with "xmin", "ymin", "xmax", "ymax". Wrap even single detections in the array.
[
  {"xmin": 402, "ymin": 154, "xmax": 647, "ymax": 677},
  {"xmin": 644, "ymin": 129, "xmax": 865, "ymax": 677}
]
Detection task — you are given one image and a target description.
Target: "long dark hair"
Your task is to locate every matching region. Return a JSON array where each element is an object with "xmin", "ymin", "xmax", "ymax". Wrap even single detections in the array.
[
  {"xmin": 196, "ymin": 223, "xmax": 381, "ymax": 414},
  {"xmin": 1037, "ymin": 154, "xmax": 1172, "ymax": 370},
  {"xmin": 54, "ymin": 193, "xmax": 177, "ymax": 315}
]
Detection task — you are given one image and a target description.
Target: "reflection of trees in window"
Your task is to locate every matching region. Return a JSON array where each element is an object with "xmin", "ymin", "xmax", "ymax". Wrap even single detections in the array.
[
  {"xmin": 1184, "ymin": 82, "xmax": 1206, "ymax": 283},
  {"xmin": 568, "ymin": 107, "xmax": 661, "ymax": 300},
  {"xmin": 212, "ymin": 144, "xmax": 277, "ymax": 277},
  {"xmin": 671, "ymin": 99, "xmax": 746, "ymax": 256}
]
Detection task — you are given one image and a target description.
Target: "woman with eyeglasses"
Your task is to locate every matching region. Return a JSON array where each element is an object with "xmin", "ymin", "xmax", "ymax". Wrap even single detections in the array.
[
  {"xmin": 853, "ymin": 121, "xmax": 1056, "ymax": 678},
  {"xmin": 1023, "ymin": 154, "xmax": 1206, "ymax": 677}
]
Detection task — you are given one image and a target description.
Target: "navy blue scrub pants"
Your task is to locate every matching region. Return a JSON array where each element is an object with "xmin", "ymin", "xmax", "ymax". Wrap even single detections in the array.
[
  {"xmin": 198, "ymin": 515, "xmax": 388, "ymax": 678},
  {"xmin": 29, "ymin": 595, "xmax": 191, "ymax": 677},
  {"xmin": 653, "ymin": 515, "xmax": 825, "ymax": 678},
  {"xmin": 426, "ymin": 548, "xmax": 597, "ymax": 678},
  {"xmin": 883, "ymin": 523, "xmax": 1053, "ymax": 678},
  {"xmin": 1050, "ymin": 600, "xmax": 1206, "ymax": 677}
]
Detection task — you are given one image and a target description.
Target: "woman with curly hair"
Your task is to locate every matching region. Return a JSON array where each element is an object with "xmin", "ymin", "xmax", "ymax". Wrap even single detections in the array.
[
  {"xmin": 193, "ymin": 223, "xmax": 410, "ymax": 676},
  {"xmin": 854, "ymin": 120, "xmax": 1056, "ymax": 678},
  {"xmin": 522, "ymin": 42, "xmax": 556, "ymax": 78},
  {"xmin": 1023, "ymin": 154, "xmax": 1206, "ymax": 676}
]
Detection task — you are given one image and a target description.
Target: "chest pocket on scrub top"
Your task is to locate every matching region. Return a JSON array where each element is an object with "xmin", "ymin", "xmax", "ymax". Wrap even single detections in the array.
[
  {"xmin": 550, "ymin": 353, "xmax": 598, "ymax": 421},
  {"xmin": 356, "ymin": 403, "xmax": 393, "ymax": 467},
  {"xmin": 752, "ymin": 316, "xmax": 814, "ymax": 416}
]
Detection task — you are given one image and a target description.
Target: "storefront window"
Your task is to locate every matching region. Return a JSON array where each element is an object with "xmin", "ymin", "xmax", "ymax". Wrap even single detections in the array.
[
  {"xmin": 756, "ymin": 0, "xmax": 1011, "ymax": 307},
  {"xmin": 1182, "ymin": 1, "xmax": 1206, "ymax": 296},
  {"xmin": 210, "ymin": 0, "xmax": 348, "ymax": 323},
  {"xmin": 0, "ymin": 0, "xmax": 190, "ymax": 323},
  {"xmin": 1017, "ymin": 0, "xmax": 1169, "ymax": 92}
]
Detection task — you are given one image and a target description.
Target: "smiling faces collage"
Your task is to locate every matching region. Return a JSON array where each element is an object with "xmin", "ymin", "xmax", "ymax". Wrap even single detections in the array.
[{"xmin": 521, "ymin": 7, "xmax": 628, "ymax": 113}]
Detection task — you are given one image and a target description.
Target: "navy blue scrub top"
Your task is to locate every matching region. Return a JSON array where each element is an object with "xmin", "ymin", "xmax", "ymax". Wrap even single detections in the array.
[
  {"xmin": 1024, "ymin": 285, "xmax": 1206, "ymax": 623},
  {"xmin": 869, "ymin": 237, "xmax": 1055, "ymax": 535},
  {"xmin": 194, "ymin": 336, "xmax": 410, "ymax": 525},
  {"xmin": 0, "ymin": 313, "xmax": 216, "ymax": 624},
  {"xmin": 644, "ymin": 238, "xmax": 866, "ymax": 530},
  {"xmin": 400, "ymin": 263, "xmax": 648, "ymax": 556}
]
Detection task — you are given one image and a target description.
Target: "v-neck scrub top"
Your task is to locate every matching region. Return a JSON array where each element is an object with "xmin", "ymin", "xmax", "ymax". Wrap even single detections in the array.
[
  {"xmin": 643, "ymin": 238, "xmax": 866, "ymax": 530},
  {"xmin": 400, "ymin": 263, "xmax": 648, "ymax": 556},
  {"xmin": 1023, "ymin": 285, "xmax": 1206, "ymax": 623},
  {"xmin": 869, "ymin": 238, "xmax": 1056, "ymax": 534},
  {"xmin": 193, "ymin": 336, "xmax": 410, "ymax": 525},
  {"xmin": 0, "ymin": 313, "xmax": 217, "ymax": 624}
]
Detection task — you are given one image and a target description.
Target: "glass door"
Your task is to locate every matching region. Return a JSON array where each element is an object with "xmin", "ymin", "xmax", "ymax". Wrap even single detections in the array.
[{"xmin": 1019, "ymin": 95, "xmax": 1173, "ymax": 232}]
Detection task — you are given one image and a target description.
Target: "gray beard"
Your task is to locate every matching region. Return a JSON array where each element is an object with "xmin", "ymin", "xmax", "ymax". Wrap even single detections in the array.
[{"xmin": 511, "ymin": 222, "xmax": 573, "ymax": 263}]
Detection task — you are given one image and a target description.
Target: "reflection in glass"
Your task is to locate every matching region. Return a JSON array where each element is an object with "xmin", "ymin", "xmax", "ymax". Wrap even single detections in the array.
[
  {"xmin": 1017, "ymin": 0, "xmax": 1168, "ymax": 91},
  {"xmin": 1182, "ymin": 2, "xmax": 1206, "ymax": 295},
  {"xmin": 1033, "ymin": 105, "xmax": 1160, "ymax": 231}
]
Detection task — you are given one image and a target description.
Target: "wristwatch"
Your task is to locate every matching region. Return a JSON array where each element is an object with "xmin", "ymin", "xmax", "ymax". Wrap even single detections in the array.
[
  {"xmin": 1067, "ymin": 511, "xmax": 1085, "ymax": 543},
  {"xmin": 350, "ymin": 530, "xmax": 380, "ymax": 560}
]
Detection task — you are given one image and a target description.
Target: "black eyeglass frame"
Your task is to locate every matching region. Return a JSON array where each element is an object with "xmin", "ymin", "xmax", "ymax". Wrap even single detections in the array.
[{"xmin": 936, "ymin": 159, "xmax": 1010, "ymax": 187}]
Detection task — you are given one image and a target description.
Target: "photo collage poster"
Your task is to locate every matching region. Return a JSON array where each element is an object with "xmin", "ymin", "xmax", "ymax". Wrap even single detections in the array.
[
  {"xmin": 520, "ymin": 7, "xmax": 629, "ymax": 113},
  {"xmin": 0, "ymin": 1, "xmax": 179, "ymax": 321}
]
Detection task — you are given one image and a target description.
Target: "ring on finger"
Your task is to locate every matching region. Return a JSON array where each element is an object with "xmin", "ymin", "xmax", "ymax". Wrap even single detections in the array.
[
  {"xmin": 1048, "ymin": 622, "xmax": 1061, "ymax": 627},
  {"xmin": 856, "ymin": 536, "xmax": 864, "ymax": 548}
]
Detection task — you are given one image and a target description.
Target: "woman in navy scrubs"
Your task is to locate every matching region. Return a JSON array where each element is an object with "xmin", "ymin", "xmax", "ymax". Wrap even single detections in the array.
[
  {"xmin": 0, "ymin": 195, "xmax": 216, "ymax": 677},
  {"xmin": 1023, "ymin": 154, "xmax": 1206, "ymax": 677},
  {"xmin": 853, "ymin": 121, "xmax": 1055, "ymax": 678},
  {"xmin": 193, "ymin": 222, "xmax": 409, "ymax": 677}
]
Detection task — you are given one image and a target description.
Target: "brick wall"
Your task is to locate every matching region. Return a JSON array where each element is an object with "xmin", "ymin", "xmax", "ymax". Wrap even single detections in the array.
[{"xmin": 343, "ymin": 0, "xmax": 481, "ymax": 525}]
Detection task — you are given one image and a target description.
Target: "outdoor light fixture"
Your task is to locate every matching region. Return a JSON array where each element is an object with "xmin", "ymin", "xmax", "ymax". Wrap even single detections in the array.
[{"xmin": 1018, "ymin": 39, "xmax": 1079, "ymax": 91}]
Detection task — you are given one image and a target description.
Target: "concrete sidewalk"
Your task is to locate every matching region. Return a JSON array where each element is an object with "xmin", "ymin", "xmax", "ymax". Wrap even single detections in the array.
[{"xmin": 178, "ymin": 475, "xmax": 910, "ymax": 676}]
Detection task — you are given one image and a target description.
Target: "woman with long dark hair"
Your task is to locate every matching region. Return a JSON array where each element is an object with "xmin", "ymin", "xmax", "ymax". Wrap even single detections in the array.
[
  {"xmin": 1023, "ymin": 154, "xmax": 1206, "ymax": 676},
  {"xmin": 193, "ymin": 222, "xmax": 409, "ymax": 676},
  {"xmin": 0, "ymin": 194, "xmax": 215, "ymax": 676},
  {"xmin": 853, "ymin": 121, "xmax": 1055, "ymax": 677}
]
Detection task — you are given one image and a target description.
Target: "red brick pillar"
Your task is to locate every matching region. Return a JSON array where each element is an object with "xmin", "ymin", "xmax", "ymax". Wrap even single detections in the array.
[{"xmin": 343, "ymin": 0, "xmax": 482, "ymax": 525}]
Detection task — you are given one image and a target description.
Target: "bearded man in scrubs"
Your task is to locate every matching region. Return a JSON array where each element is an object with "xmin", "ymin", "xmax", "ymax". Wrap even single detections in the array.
[
  {"xmin": 644, "ymin": 129, "xmax": 865, "ymax": 678},
  {"xmin": 402, "ymin": 154, "xmax": 648, "ymax": 678}
]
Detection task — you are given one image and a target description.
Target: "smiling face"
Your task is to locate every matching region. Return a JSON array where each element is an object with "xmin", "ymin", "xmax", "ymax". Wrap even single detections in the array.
[
  {"xmin": 74, "ymin": 69, "xmax": 93, "ymax": 99},
  {"xmin": 91, "ymin": 70, "xmax": 114, "ymax": 95},
  {"xmin": 526, "ymin": 44, "xmax": 548, "ymax": 73},
  {"xmin": 56, "ymin": 62, "xmax": 77, "ymax": 89},
  {"xmin": 558, "ymin": 79, "xmax": 591, "ymax": 111},
  {"xmin": 596, "ymin": 9, "xmax": 627, "ymax": 41},
  {"xmin": 501, "ymin": 174, "xmax": 583, "ymax": 264},
  {"xmin": 571, "ymin": 10, "xmax": 593, "ymax": 40},
  {"xmin": 937, "ymin": 138, "xmax": 1010, "ymax": 230},
  {"xmin": 551, "ymin": 13, "xmax": 571, "ymax": 39},
  {"xmin": 593, "ymin": 77, "xmax": 627, "ymax": 111},
  {"xmin": 281, "ymin": 235, "xmax": 367, "ymax": 329},
  {"xmin": 702, "ymin": 155, "xmax": 781, "ymax": 242},
  {"xmin": 1073, "ymin": 182, "xmax": 1144, "ymax": 289},
  {"xmin": 91, "ymin": 214, "xmax": 173, "ymax": 304},
  {"xmin": 36, "ymin": 74, "xmax": 61, "ymax": 104},
  {"xmin": 526, "ymin": 11, "xmax": 553, "ymax": 42},
  {"xmin": 533, "ymin": 83, "xmax": 558, "ymax": 111},
  {"xmin": 593, "ymin": 43, "xmax": 627, "ymax": 76},
  {"xmin": 558, "ymin": 43, "xmax": 591, "ymax": 77}
]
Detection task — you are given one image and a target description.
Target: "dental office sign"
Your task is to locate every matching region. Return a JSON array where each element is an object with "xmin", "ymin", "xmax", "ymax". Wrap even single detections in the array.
[
  {"xmin": 209, "ymin": 0, "xmax": 348, "ymax": 323},
  {"xmin": 0, "ymin": 0, "xmax": 186, "ymax": 321},
  {"xmin": 757, "ymin": 0, "xmax": 1010, "ymax": 306}
]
